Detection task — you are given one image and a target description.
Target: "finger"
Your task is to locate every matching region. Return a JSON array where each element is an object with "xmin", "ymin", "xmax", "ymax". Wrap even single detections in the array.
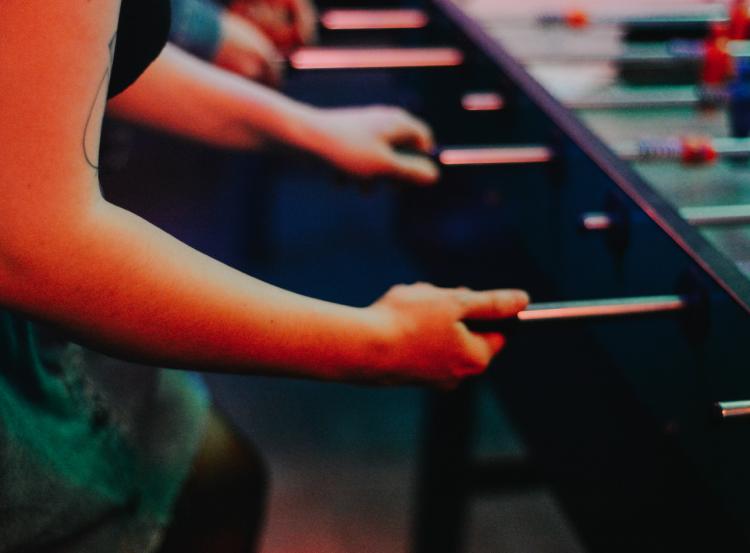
[
  {"xmin": 241, "ymin": 3, "xmax": 294, "ymax": 44},
  {"xmin": 254, "ymin": 41, "xmax": 285, "ymax": 86},
  {"xmin": 457, "ymin": 332, "xmax": 505, "ymax": 375},
  {"xmin": 382, "ymin": 113, "xmax": 435, "ymax": 153},
  {"xmin": 458, "ymin": 289, "xmax": 530, "ymax": 319},
  {"xmin": 387, "ymin": 152, "xmax": 440, "ymax": 185},
  {"xmin": 477, "ymin": 332, "xmax": 506, "ymax": 356},
  {"xmin": 291, "ymin": 0, "xmax": 318, "ymax": 44},
  {"xmin": 266, "ymin": 56, "xmax": 286, "ymax": 87}
]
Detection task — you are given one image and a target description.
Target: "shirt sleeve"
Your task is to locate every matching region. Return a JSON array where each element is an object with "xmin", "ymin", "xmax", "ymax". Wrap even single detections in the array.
[{"xmin": 169, "ymin": 0, "xmax": 223, "ymax": 61}]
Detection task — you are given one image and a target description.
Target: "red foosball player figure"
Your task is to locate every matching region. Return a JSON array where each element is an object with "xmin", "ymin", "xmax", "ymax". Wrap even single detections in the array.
[
  {"xmin": 729, "ymin": 0, "xmax": 750, "ymax": 41},
  {"xmin": 564, "ymin": 9, "xmax": 589, "ymax": 29},
  {"xmin": 702, "ymin": 23, "xmax": 734, "ymax": 87},
  {"xmin": 680, "ymin": 135, "xmax": 718, "ymax": 164}
]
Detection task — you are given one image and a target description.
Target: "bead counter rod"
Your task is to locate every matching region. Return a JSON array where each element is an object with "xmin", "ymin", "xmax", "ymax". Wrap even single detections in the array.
[
  {"xmin": 288, "ymin": 47, "xmax": 464, "ymax": 70},
  {"xmin": 319, "ymin": 9, "xmax": 429, "ymax": 30},
  {"xmin": 465, "ymin": 295, "xmax": 689, "ymax": 333}
]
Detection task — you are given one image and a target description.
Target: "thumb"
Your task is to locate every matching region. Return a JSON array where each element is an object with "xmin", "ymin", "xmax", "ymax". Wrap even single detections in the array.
[
  {"xmin": 388, "ymin": 151, "xmax": 440, "ymax": 185},
  {"xmin": 478, "ymin": 332, "xmax": 506, "ymax": 355}
]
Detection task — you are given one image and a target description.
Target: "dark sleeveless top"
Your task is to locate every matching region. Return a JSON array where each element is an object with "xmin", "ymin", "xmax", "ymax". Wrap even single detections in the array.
[{"xmin": 108, "ymin": 0, "xmax": 172, "ymax": 98}]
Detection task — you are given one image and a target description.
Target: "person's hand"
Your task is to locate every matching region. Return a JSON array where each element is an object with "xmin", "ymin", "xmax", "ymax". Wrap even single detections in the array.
[
  {"xmin": 214, "ymin": 10, "xmax": 285, "ymax": 86},
  {"xmin": 364, "ymin": 283, "xmax": 530, "ymax": 388},
  {"xmin": 228, "ymin": 0, "xmax": 318, "ymax": 53},
  {"xmin": 301, "ymin": 105, "xmax": 440, "ymax": 185}
]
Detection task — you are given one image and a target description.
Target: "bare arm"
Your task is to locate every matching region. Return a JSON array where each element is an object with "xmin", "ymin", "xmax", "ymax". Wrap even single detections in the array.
[
  {"xmin": 0, "ymin": 0, "xmax": 527, "ymax": 387},
  {"xmin": 108, "ymin": 44, "xmax": 440, "ymax": 184}
]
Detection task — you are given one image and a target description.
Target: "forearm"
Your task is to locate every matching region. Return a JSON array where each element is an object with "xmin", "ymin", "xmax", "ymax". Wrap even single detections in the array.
[
  {"xmin": 106, "ymin": 44, "xmax": 312, "ymax": 150},
  {"xmin": 0, "ymin": 193, "xmax": 385, "ymax": 380}
]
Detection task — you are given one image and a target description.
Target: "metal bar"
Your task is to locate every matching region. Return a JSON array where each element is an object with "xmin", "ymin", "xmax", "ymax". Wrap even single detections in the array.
[
  {"xmin": 461, "ymin": 92, "xmax": 505, "ymax": 112},
  {"xmin": 582, "ymin": 205, "xmax": 750, "ymax": 231},
  {"xmin": 716, "ymin": 400, "xmax": 750, "ymax": 419},
  {"xmin": 616, "ymin": 136, "xmax": 750, "ymax": 163},
  {"xmin": 712, "ymin": 137, "xmax": 750, "ymax": 157},
  {"xmin": 536, "ymin": 11, "xmax": 726, "ymax": 29},
  {"xmin": 320, "ymin": 9, "xmax": 429, "ymax": 30},
  {"xmin": 566, "ymin": 85, "xmax": 729, "ymax": 110},
  {"xmin": 679, "ymin": 205, "xmax": 750, "ymax": 226},
  {"xmin": 459, "ymin": 88, "xmax": 719, "ymax": 113},
  {"xmin": 288, "ymin": 47, "xmax": 464, "ymax": 70},
  {"xmin": 520, "ymin": 39, "xmax": 750, "ymax": 66},
  {"xmin": 437, "ymin": 145, "xmax": 553, "ymax": 166},
  {"xmin": 581, "ymin": 212, "xmax": 617, "ymax": 231},
  {"xmin": 465, "ymin": 295, "xmax": 689, "ymax": 333},
  {"xmin": 518, "ymin": 295, "xmax": 688, "ymax": 322}
]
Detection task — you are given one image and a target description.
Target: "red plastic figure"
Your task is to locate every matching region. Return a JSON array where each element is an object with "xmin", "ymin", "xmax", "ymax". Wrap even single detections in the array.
[
  {"xmin": 681, "ymin": 136, "xmax": 718, "ymax": 164},
  {"xmin": 564, "ymin": 9, "xmax": 589, "ymax": 29},
  {"xmin": 702, "ymin": 23, "xmax": 734, "ymax": 85},
  {"xmin": 729, "ymin": 0, "xmax": 750, "ymax": 41}
]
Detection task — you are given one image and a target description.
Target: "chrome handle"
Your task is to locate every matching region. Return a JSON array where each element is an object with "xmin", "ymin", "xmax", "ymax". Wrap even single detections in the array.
[
  {"xmin": 716, "ymin": 401, "xmax": 750, "ymax": 419},
  {"xmin": 289, "ymin": 47, "xmax": 464, "ymax": 70}
]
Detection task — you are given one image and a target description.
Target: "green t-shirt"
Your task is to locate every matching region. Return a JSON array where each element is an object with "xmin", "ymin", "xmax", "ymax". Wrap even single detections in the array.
[{"xmin": 0, "ymin": 312, "xmax": 209, "ymax": 552}]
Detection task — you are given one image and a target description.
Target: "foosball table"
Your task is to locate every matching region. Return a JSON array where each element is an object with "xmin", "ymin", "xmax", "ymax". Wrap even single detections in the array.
[{"xmin": 290, "ymin": 0, "xmax": 750, "ymax": 551}]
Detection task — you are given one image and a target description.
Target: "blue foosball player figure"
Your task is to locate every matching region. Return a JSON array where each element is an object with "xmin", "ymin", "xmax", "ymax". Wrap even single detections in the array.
[{"xmin": 729, "ymin": 60, "xmax": 750, "ymax": 138}]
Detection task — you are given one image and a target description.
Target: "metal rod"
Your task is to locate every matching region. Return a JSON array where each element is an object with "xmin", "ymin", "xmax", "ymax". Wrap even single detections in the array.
[
  {"xmin": 437, "ymin": 146, "xmax": 553, "ymax": 166},
  {"xmin": 536, "ymin": 11, "xmax": 726, "ymax": 30},
  {"xmin": 616, "ymin": 136, "xmax": 750, "ymax": 163},
  {"xmin": 712, "ymin": 136, "xmax": 750, "ymax": 157},
  {"xmin": 461, "ymin": 92, "xmax": 505, "ymax": 112},
  {"xmin": 520, "ymin": 38, "xmax": 750, "ymax": 66},
  {"xmin": 581, "ymin": 212, "xmax": 617, "ymax": 231},
  {"xmin": 463, "ymin": 88, "xmax": 726, "ymax": 111},
  {"xmin": 678, "ymin": 205, "xmax": 750, "ymax": 226},
  {"xmin": 465, "ymin": 295, "xmax": 689, "ymax": 332},
  {"xmin": 320, "ymin": 9, "xmax": 429, "ymax": 30},
  {"xmin": 565, "ymin": 86, "xmax": 729, "ymax": 110},
  {"xmin": 716, "ymin": 400, "xmax": 750, "ymax": 419},
  {"xmin": 518, "ymin": 295, "xmax": 688, "ymax": 322},
  {"xmin": 582, "ymin": 205, "xmax": 750, "ymax": 230},
  {"xmin": 288, "ymin": 47, "xmax": 463, "ymax": 70}
]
